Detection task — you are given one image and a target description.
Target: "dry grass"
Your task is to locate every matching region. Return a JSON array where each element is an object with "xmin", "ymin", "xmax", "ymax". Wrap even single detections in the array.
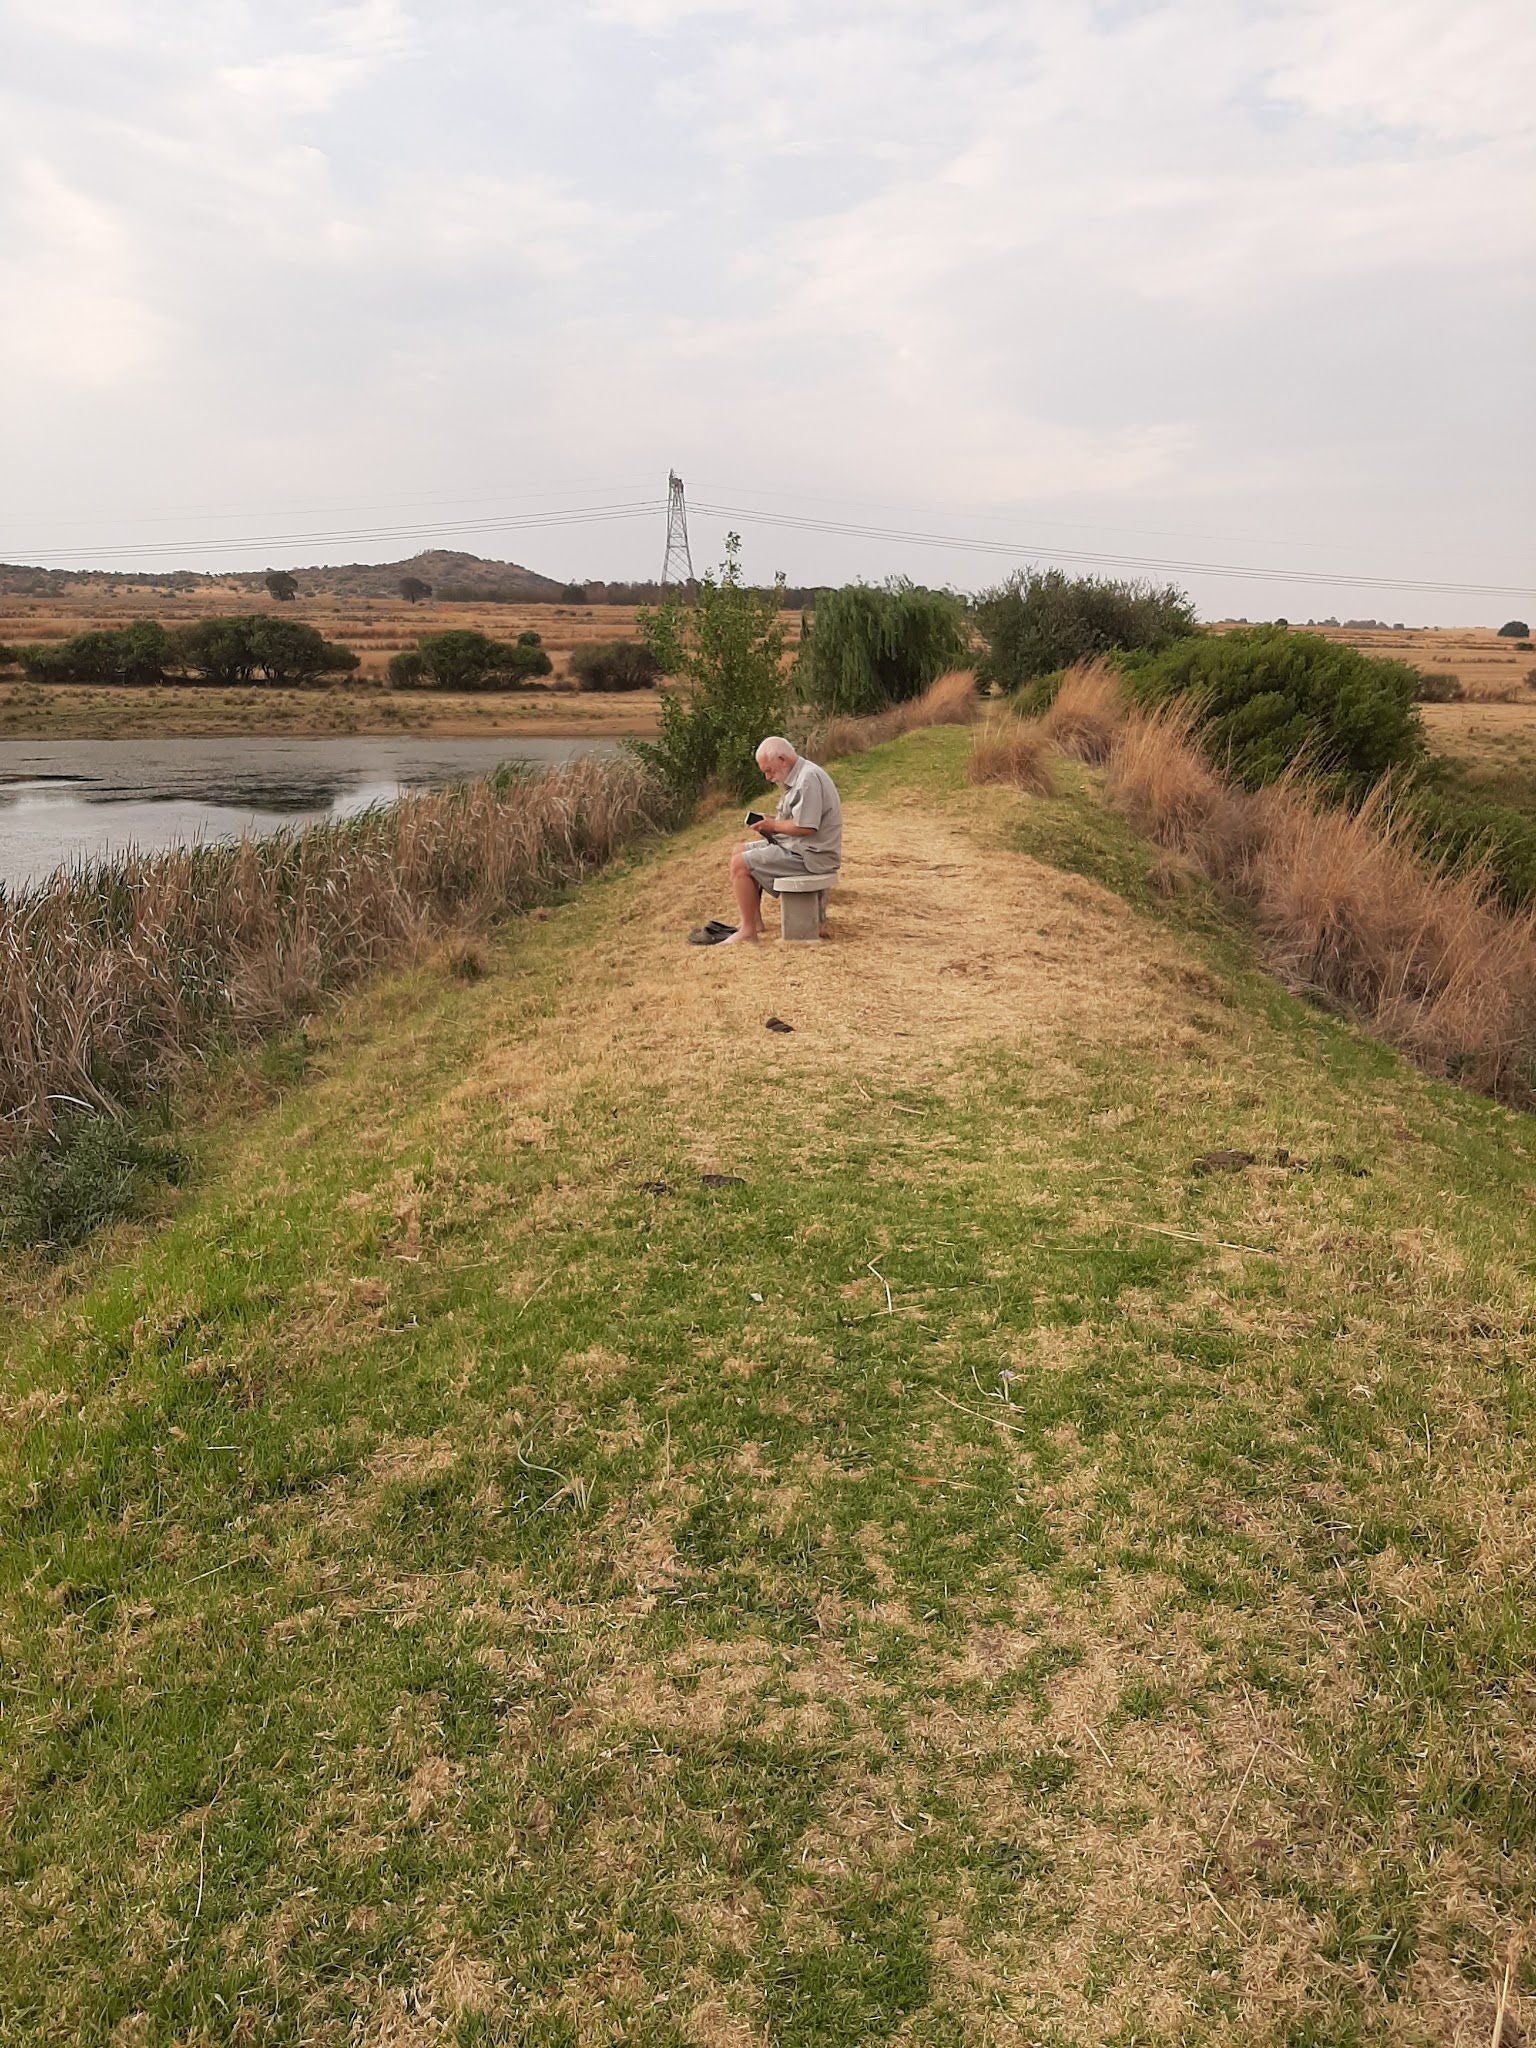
[
  {"xmin": 804, "ymin": 669, "xmax": 977, "ymax": 761},
  {"xmin": 1093, "ymin": 707, "xmax": 1536, "ymax": 1101},
  {"xmin": 1036, "ymin": 659, "xmax": 1127, "ymax": 762},
  {"xmin": 967, "ymin": 713, "xmax": 1057, "ymax": 795},
  {"xmin": 0, "ymin": 754, "xmax": 669, "ymax": 1146}
]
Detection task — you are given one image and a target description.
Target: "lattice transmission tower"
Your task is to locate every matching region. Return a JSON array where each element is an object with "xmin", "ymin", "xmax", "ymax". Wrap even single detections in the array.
[{"xmin": 660, "ymin": 470, "xmax": 695, "ymax": 590}]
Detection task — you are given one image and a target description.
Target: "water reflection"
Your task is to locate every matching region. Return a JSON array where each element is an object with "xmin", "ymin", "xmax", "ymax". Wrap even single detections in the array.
[{"xmin": 0, "ymin": 736, "xmax": 613, "ymax": 891}]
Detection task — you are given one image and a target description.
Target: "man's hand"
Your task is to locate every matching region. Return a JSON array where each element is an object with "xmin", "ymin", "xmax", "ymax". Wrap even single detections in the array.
[{"xmin": 752, "ymin": 818, "xmax": 779, "ymax": 837}]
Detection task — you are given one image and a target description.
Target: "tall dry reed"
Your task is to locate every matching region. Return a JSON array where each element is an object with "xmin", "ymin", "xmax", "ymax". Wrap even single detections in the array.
[
  {"xmin": 968, "ymin": 715, "xmax": 1056, "ymax": 795},
  {"xmin": 1098, "ymin": 710, "xmax": 1536, "ymax": 1101},
  {"xmin": 0, "ymin": 754, "xmax": 670, "ymax": 1147},
  {"xmin": 1035, "ymin": 660, "xmax": 1126, "ymax": 763}
]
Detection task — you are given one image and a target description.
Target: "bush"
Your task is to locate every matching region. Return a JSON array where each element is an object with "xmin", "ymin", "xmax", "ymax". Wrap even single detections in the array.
[
  {"xmin": 1407, "ymin": 787, "xmax": 1536, "ymax": 912},
  {"xmin": 0, "ymin": 1116, "xmax": 184, "ymax": 1253},
  {"xmin": 0, "ymin": 643, "xmax": 18, "ymax": 673},
  {"xmin": 172, "ymin": 617, "xmax": 356, "ymax": 688},
  {"xmin": 635, "ymin": 534, "xmax": 789, "ymax": 805},
  {"xmin": 1497, "ymin": 621, "xmax": 1529, "ymax": 638},
  {"xmin": 19, "ymin": 620, "xmax": 173, "ymax": 687},
  {"xmin": 1124, "ymin": 627, "xmax": 1423, "ymax": 797},
  {"xmin": 517, "ymin": 630, "xmax": 542, "ymax": 648},
  {"xmin": 1415, "ymin": 670, "xmax": 1465, "ymax": 703},
  {"xmin": 404, "ymin": 630, "xmax": 551, "ymax": 690},
  {"xmin": 568, "ymin": 640, "xmax": 661, "ymax": 692},
  {"xmin": 975, "ymin": 568, "xmax": 1197, "ymax": 691},
  {"xmin": 798, "ymin": 580, "xmax": 971, "ymax": 715},
  {"xmin": 387, "ymin": 650, "xmax": 427, "ymax": 689}
]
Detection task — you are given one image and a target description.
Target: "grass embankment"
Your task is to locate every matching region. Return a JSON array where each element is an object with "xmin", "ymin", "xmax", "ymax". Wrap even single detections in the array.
[
  {"xmin": 3, "ymin": 730, "xmax": 1533, "ymax": 2045},
  {"xmin": 0, "ymin": 682, "xmax": 660, "ymax": 741}
]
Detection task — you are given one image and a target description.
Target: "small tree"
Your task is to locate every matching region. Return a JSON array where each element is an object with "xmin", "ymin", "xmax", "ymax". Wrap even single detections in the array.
[
  {"xmin": 411, "ymin": 630, "xmax": 552, "ymax": 690},
  {"xmin": 561, "ymin": 583, "xmax": 587, "ymax": 604},
  {"xmin": 172, "ymin": 617, "xmax": 261, "ymax": 686},
  {"xmin": 20, "ymin": 620, "xmax": 171, "ymax": 687},
  {"xmin": 399, "ymin": 576, "xmax": 432, "ymax": 604},
  {"xmin": 1497, "ymin": 620, "xmax": 1529, "ymax": 638},
  {"xmin": 635, "ymin": 534, "xmax": 789, "ymax": 805},
  {"xmin": 976, "ymin": 568, "xmax": 1198, "ymax": 692},
  {"xmin": 517, "ymin": 629, "xmax": 542, "ymax": 647},
  {"xmin": 798, "ymin": 579, "xmax": 970, "ymax": 715},
  {"xmin": 265, "ymin": 571, "xmax": 300, "ymax": 602},
  {"xmin": 247, "ymin": 617, "xmax": 357, "ymax": 686}
]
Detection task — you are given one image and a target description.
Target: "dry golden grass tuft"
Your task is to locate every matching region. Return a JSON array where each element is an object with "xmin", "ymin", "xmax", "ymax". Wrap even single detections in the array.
[
  {"xmin": 968, "ymin": 713, "xmax": 1057, "ymax": 794},
  {"xmin": 1036, "ymin": 659, "xmax": 1127, "ymax": 762}
]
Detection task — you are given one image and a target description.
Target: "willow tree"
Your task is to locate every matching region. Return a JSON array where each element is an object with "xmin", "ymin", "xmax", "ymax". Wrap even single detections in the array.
[{"xmin": 799, "ymin": 580, "xmax": 971, "ymax": 717}]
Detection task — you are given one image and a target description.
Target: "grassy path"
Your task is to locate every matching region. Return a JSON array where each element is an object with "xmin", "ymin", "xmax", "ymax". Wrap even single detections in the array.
[{"xmin": 2, "ymin": 730, "xmax": 1533, "ymax": 2045}]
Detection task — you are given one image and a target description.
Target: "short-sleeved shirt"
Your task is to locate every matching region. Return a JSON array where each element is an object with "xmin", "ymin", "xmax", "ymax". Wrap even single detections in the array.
[{"xmin": 776, "ymin": 756, "xmax": 842, "ymax": 873}]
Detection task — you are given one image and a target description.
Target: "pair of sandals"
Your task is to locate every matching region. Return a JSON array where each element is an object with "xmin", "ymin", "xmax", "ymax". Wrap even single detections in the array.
[{"xmin": 688, "ymin": 919, "xmax": 738, "ymax": 946}]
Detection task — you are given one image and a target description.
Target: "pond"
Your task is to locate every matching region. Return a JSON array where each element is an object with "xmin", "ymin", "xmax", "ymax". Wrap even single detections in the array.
[{"xmin": 0, "ymin": 736, "xmax": 618, "ymax": 892}]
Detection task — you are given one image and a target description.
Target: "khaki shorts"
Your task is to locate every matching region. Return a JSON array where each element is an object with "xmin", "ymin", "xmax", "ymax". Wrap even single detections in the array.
[{"xmin": 741, "ymin": 841, "xmax": 835, "ymax": 891}]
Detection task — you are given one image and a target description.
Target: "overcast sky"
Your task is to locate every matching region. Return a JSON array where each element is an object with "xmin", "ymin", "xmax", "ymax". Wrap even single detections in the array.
[{"xmin": 2, "ymin": 0, "xmax": 1532, "ymax": 622}]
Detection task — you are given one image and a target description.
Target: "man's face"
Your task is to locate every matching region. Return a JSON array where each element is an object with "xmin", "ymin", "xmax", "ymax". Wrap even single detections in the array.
[{"xmin": 757, "ymin": 751, "xmax": 793, "ymax": 785}]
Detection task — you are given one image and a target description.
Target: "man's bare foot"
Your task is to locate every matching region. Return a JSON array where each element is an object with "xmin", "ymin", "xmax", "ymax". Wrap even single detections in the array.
[{"xmin": 720, "ymin": 928, "xmax": 761, "ymax": 945}]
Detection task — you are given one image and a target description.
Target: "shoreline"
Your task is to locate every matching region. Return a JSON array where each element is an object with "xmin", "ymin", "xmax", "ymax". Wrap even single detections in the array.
[{"xmin": 0, "ymin": 681, "xmax": 662, "ymax": 743}]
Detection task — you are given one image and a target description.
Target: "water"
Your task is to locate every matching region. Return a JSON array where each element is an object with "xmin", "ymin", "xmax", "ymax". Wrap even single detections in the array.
[{"xmin": 0, "ymin": 736, "xmax": 617, "ymax": 892}]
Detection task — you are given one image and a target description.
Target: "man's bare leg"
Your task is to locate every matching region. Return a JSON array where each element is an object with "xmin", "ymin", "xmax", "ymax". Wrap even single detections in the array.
[{"xmin": 723, "ymin": 847, "xmax": 765, "ymax": 943}]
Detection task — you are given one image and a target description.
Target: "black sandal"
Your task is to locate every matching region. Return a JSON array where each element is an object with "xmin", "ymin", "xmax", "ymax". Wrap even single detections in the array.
[{"xmin": 688, "ymin": 920, "xmax": 738, "ymax": 945}]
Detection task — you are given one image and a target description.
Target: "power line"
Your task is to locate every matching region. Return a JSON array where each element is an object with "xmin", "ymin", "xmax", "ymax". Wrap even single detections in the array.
[
  {"xmin": 690, "ymin": 499, "xmax": 1535, "ymax": 602},
  {"xmin": 7, "ymin": 499, "xmax": 665, "ymax": 565}
]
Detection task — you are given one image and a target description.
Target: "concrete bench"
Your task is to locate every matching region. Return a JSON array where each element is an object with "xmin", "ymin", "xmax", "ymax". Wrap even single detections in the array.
[{"xmin": 773, "ymin": 872, "xmax": 836, "ymax": 942}]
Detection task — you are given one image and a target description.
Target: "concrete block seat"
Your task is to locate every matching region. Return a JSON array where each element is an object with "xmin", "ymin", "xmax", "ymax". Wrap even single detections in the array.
[{"xmin": 772, "ymin": 871, "xmax": 837, "ymax": 942}]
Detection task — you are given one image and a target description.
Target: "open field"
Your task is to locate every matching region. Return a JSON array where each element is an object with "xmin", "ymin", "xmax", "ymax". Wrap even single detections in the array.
[
  {"xmin": 2, "ymin": 729, "xmax": 1532, "ymax": 2044},
  {"xmin": 1420, "ymin": 701, "xmax": 1536, "ymax": 818}
]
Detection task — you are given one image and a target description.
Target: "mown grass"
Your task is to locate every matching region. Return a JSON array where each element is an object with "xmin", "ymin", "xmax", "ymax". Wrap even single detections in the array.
[{"xmin": 1, "ymin": 730, "xmax": 1532, "ymax": 2045}]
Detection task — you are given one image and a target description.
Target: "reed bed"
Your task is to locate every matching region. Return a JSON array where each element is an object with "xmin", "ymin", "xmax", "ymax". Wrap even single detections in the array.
[{"xmin": 0, "ymin": 753, "xmax": 670, "ymax": 1146}]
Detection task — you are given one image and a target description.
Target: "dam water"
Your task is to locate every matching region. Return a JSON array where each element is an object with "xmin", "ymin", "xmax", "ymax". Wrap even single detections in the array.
[{"xmin": 0, "ymin": 736, "xmax": 617, "ymax": 893}]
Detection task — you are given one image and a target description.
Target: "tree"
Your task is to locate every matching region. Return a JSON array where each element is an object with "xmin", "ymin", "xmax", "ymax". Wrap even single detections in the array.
[
  {"xmin": 635, "ymin": 534, "xmax": 789, "ymax": 805},
  {"xmin": 567, "ymin": 640, "xmax": 660, "ymax": 691},
  {"xmin": 172, "ymin": 617, "xmax": 260, "ymax": 686},
  {"xmin": 399, "ymin": 576, "xmax": 432, "ymax": 604},
  {"xmin": 798, "ymin": 580, "xmax": 970, "ymax": 715},
  {"xmin": 265, "ymin": 570, "xmax": 299, "ymax": 602},
  {"xmin": 19, "ymin": 620, "xmax": 171, "ymax": 686},
  {"xmin": 1497, "ymin": 621, "xmax": 1529, "ymax": 638},
  {"xmin": 171, "ymin": 616, "xmax": 357, "ymax": 687},
  {"xmin": 975, "ymin": 568, "xmax": 1198, "ymax": 692},
  {"xmin": 561, "ymin": 584, "xmax": 587, "ymax": 604}
]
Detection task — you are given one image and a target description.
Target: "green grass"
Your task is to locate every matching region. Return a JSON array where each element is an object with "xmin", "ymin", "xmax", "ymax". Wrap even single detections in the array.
[{"xmin": 1, "ymin": 728, "xmax": 1532, "ymax": 2044}]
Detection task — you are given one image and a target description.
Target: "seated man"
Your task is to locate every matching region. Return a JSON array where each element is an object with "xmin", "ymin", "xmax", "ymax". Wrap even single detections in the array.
[{"xmin": 723, "ymin": 736, "xmax": 842, "ymax": 945}]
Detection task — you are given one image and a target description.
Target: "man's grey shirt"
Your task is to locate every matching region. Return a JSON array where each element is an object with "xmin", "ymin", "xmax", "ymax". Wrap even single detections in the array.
[{"xmin": 776, "ymin": 756, "xmax": 842, "ymax": 873}]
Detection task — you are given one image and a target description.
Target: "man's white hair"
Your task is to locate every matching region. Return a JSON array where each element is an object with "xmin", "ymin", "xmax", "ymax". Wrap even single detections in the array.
[{"xmin": 755, "ymin": 735, "xmax": 797, "ymax": 767}]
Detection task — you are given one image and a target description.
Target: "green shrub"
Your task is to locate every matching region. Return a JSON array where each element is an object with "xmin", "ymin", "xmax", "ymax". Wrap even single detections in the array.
[
  {"xmin": 517, "ymin": 630, "xmax": 542, "ymax": 648},
  {"xmin": 20, "ymin": 620, "xmax": 173, "ymax": 687},
  {"xmin": 1496, "ymin": 621, "xmax": 1529, "ymax": 638},
  {"xmin": 567, "ymin": 640, "xmax": 660, "ymax": 692},
  {"xmin": 0, "ymin": 1116, "xmax": 184, "ymax": 1253},
  {"xmin": 635, "ymin": 535, "xmax": 789, "ymax": 805},
  {"xmin": 387, "ymin": 649, "xmax": 428, "ymax": 688},
  {"xmin": 1125, "ymin": 627, "xmax": 1423, "ymax": 796},
  {"xmin": 0, "ymin": 643, "xmax": 18, "ymax": 673},
  {"xmin": 411, "ymin": 630, "xmax": 551, "ymax": 690},
  {"xmin": 170, "ymin": 617, "xmax": 356, "ymax": 688},
  {"xmin": 976, "ymin": 568, "xmax": 1197, "ymax": 690},
  {"xmin": 1407, "ymin": 787, "xmax": 1536, "ymax": 910},
  {"xmin": 798, "ymin": 580, "xmax": 971, "ymax": 715}
]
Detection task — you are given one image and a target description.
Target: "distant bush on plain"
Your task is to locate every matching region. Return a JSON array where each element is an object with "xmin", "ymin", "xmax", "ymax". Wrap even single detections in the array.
[
  {"xmin": 976, "ymin": 568, "xmax": 1197, "ymax": 694},
  {"xmin": 389, "ymin": 630, "xmax": 554, "ymax": 691},
  {"xmin": 1124, "ymin": 627, "xmax": 1423, "ymax": 797},
  {"xmin": 799, "ymin": 581, "xmax": 971, "ymax": 715},
  {"xmin": 567, "ymin": 640, "xmax": 660, "ymax": 692}
]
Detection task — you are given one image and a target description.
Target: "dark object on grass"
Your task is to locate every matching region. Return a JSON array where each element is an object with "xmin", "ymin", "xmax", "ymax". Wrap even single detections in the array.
[
  {"xmin": 1190, "ymin": 1149, "xmax": 1258, "ymax": 1175},
  {"xmin": 700, "ymin": 1173, "xmax": 745, "ymax": 1188},
  {"xmin": 687, "ymin": 920, "xmax": 736, "ymax": 945},
  {"xmin": 764, "ymin": 1017, "xmax": 793, "ymax": 1033},
  {"xmin": 641, "ymin": 1180, "xmax": 669, "ymax": 1195}
]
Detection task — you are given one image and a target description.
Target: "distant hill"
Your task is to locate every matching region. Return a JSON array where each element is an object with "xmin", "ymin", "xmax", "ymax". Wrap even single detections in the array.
[{"xmin": 0, "ymin": 551, "xmax": 566, "ymax": 601}]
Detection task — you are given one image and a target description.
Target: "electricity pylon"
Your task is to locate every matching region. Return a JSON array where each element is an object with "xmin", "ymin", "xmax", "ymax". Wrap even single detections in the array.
[{"xmin": 660, "ymin": 470, "xmax": 694, "ymax": 590}]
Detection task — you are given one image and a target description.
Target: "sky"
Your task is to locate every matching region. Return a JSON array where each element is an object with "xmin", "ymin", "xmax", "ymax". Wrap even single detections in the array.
[{"xmin": 1, "ymin": 0, "xmax": 1532, "ymax": 623}]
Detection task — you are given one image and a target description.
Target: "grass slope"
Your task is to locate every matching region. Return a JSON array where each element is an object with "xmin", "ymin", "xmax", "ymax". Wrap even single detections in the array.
[{"xmin": 2, "ymin": 731, "xmax": 1533, "ymax": 2046}]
